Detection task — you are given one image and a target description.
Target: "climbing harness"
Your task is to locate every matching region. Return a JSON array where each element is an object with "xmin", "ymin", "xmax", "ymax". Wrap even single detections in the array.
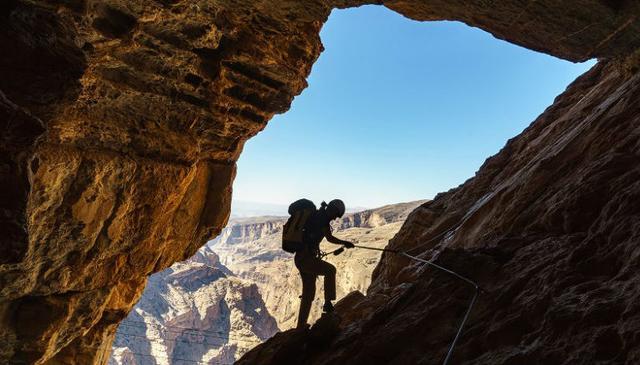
[
  {"xmin": 319, "ymin": 247, "xmax": 345, "ymax": 258},
  {"xmin": 321, "ymin": 243, "xmax": 480, "ymax": 365}
]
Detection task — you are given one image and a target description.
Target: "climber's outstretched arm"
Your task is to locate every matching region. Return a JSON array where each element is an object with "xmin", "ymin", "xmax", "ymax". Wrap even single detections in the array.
[{"xmin": 323, "ymin": 227, "xmax": 354, "ymax": 247}]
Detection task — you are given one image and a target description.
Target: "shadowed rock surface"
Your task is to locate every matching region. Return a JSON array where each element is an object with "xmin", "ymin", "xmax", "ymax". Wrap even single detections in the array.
[{"xmin": 1, "ymin": 0, "xmax": 640, "ymax": 364}]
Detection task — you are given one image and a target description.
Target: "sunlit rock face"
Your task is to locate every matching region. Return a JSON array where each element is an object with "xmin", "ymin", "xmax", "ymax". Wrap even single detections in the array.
[
  {"xmin": 109, "ymin": 248, "xmax": 277, "ymax": 365},
  {"xmin": 1, "ymin": 1, "xmax": 321, "ymax": 363},
  {"xmin": 1, "ymin": 0, "xmax": 640, "ymax": 364}
]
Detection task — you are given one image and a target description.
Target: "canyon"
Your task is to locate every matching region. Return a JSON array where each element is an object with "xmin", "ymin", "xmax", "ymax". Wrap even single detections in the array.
[
  {"xmin": 210, "ymin": 200, "xmax": 426, "ymax": 331},
  {"xmin": 1, "ymin": 0, "xmax": 640, "ymax": 364},
  {"xmin": 108, "ymin": 246, "xmax": 276, "ymax": 365},
  {"xmin": 109, "ymin": 201, "xmax": 422, "ymax": 364}
]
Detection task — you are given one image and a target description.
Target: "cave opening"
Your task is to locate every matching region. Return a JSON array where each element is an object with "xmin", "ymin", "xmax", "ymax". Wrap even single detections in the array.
[
  {"xmin": 233, "ymin": 5, "xmax": 595, "ymax": 211},
  {"xmin": 109, "ymin": 5, "xmax": 597, "ymax": 365}
]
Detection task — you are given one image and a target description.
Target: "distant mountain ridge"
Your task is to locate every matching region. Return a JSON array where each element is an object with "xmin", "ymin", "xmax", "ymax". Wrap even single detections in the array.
[{"xmin": 221, "ymin": 200, "xmax": 427, "ymax": 244}]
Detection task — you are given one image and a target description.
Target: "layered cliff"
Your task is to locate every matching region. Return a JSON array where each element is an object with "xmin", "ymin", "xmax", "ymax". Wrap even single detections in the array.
[
  {"xmin": 1, "ymin": 0, "xmax": 640, "ymax": 364},
  {"xmin": 109, "ymin": 247, "xmax": 277, "ymax": 365}
]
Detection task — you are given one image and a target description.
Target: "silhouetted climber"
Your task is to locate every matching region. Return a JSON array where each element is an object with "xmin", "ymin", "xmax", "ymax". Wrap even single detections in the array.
[{"xmin": 282, "ymin": 199, "xmax": 355, "ymax": 329}]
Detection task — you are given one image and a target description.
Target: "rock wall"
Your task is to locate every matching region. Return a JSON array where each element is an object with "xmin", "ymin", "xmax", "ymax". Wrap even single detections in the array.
[
  {"xmin": 336, "ymin": 200, "xmax": 428, "ymax": 230},
  {"xmin": 215, "ymin": 217, "xmax": 286, "ymax": 246},
  {"xmin": 1, "ymin": 0, "xmax": 640, "ymax": 364},
  {"xmin": 0, "ymin": 91, "xmax": 45, "ymax": 266},
  {"xmin": 1, "ymin": 1, "xmax": 321, "ymax": 363}
]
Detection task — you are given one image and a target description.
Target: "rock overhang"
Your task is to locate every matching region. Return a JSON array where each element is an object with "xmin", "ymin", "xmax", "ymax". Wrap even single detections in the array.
[{"xmin": 1, "ymin": 0, "xmax": 640, "ymax": 364}]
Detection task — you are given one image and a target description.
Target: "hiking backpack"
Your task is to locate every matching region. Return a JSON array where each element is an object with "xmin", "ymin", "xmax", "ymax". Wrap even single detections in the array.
[{"xmin": 282, "ymin": 199, "xmax": 316, "ymax": 253}]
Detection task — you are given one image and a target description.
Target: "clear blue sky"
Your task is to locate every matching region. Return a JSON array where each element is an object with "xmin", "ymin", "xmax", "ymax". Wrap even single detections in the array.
[{"xmin": 232, "ymin": 5, "xmax": 595, "ymax": 209}]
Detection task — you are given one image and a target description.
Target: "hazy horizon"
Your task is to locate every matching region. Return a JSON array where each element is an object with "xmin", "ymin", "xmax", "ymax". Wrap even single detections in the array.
[{"xmin": 230, "ymin": 199, "xmax": 383, "ymax": 218}]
